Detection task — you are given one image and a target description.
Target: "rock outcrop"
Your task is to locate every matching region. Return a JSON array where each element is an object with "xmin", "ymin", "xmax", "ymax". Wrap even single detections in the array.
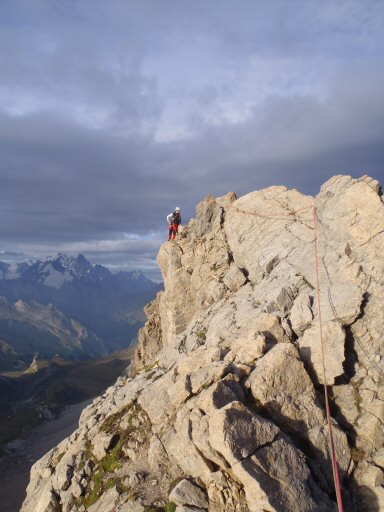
[{"xmin": 21, "ymin": 175, "xmax": 384, "ymax": 512}]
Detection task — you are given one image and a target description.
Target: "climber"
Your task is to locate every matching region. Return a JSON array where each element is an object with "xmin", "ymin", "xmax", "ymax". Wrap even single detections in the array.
[{"xmin": 167, "ymin": 207, "xmax": 181, "ymax": 240}]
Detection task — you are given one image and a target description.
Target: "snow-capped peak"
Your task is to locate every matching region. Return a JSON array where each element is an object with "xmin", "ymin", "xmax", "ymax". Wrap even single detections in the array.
[
  {"xmin": 0, "ymin": 254, "xmax": 155, "ymax": 291},
  {"xmin": 29, "ymin": 254, "xmax": 94, "ymax": 288},
  {"xmin": 0, "ymin": 254, "xmax": 94, "ymax": 288},
  {"xmin": 0, "ymin": 260, "xmax": 34, "ymax": 280}
]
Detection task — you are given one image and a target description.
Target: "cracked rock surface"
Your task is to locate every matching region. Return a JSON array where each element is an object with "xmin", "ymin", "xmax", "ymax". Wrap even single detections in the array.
[{"xmin": 22, "ymin": 175, "xmax": 384, "ymax": 512}]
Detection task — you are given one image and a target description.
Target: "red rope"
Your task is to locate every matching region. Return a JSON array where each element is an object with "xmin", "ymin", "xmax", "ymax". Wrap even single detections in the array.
[
  {"xmin": 225, "ymin": 200, "xmax": 345, "ymax": 511},
  {"xmin": 313, "ymin": 207, "xmax": 344, "ymax": 512},
  {"xmin": 228, "ymin": 203, "xmax": 313, "ymax": 219}
]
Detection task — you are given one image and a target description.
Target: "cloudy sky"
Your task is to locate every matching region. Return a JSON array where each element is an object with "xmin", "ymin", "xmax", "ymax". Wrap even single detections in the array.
[{"xmin": 1, "ymin": 0, "xmax": 383, "ymax": 280}]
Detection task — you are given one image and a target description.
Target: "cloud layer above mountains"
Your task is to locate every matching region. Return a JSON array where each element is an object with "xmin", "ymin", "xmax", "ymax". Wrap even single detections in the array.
[{"xmin": 1, "ymin": 0, "xmax": 383, "ymax": 278}]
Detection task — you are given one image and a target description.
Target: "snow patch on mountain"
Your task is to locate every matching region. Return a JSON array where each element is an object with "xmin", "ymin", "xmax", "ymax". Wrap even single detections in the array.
[
  {"xmin": 0, "ymin": 262, "xmax": 28, "ymax": 280},
  {"xmin": 0, "ymin": 254, "xmax": 156, "ymax": 290},
  {"xmin": 41, "ymin": 264, "xmax": 73, "ymax": 289}
]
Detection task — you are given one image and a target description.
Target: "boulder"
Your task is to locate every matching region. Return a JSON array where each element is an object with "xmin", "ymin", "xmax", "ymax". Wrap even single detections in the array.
[
  {"xmin": 190, "ymin": 361, "xmax": 229, "ymax": 394},
  {"xmin": 92, "ymin": 432, "xmax": 116, "ymax": 461},
  {"xmin": 247, "ymin": 343, "xmax": 324, "ymax": 431},
  {"xmin": 119, "ymin": 501, "xmax": 146, "ymax": 512},
  {"xmin": 314, "ymin": 283, "xmax": 363, "ymax": 325},
  {"xmin": 164, "ymin": 408, "xmax": 214, "ymax": 480},
  {"xmin": 354, "ymin": 462, "xmax": 384, "ymax": 488},
  {"xmin": 36, "ymin": 485, "xmax": 61, "ymax": 512},
  {"xmin": 225, "ymin": 333, "xmax": 266, "ymax": 366},
  {"xmin": 209, "ymin": 402, "xmax": 279, "ymax": 465},
  {"xmin": 298, "ymin": 320, "xmax": 346, "ymax": 384},
  {"xmin": 290, "ymin": 293, "xmax": 313, "ymax": 334},
  {"xmin": 233, "ymin": 438, "xmax": 333, "ymax": 512},
  {"xmin": 373, "ymin": 448, "xmax": 384, "ymax": 470},
  {"xmin": 195, "ymin": 376, "xmax": 245, "ymax": 413},
  {"xmin": 223, "ymin": 264, "xmax": 247, "ymax": 292},
  {"xmin": 87, "ymin": 487, "xmax": 120, "ymax": 512},
  {"xmin": 169, "ymin": 479, "xmax": 208, "ymax": 508},
  {"xmin": 333, "ymin": 384, "xmax": 360, "ymax": 428},
  {"xmin": 51, "ymin": 463, "xmax": 74, "ymax": 491},
  {"xmin": 190, "ymin": 409, "xmax": 226, "ymax": 467}
]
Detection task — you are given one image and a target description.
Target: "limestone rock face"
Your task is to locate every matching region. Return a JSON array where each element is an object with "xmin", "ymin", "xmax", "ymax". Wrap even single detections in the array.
[{"xmin": 21, "ymin": 176, "xmax": 384, "ymax": 512}]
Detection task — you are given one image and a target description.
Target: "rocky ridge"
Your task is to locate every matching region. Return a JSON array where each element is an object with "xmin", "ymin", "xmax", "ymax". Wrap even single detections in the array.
[{"xmin": 21, "ymin": 175, "xmax": 384, "ymax": 512}]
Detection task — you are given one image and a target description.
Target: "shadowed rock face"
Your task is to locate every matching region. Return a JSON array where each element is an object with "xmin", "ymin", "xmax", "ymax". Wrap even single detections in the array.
[{"xmin": 21, "ymin": 175, "xmax": 384, "ymax": 512}]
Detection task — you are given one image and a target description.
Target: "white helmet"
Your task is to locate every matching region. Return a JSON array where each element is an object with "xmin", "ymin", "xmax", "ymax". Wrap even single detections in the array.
[{"xmin": 175, "ymin": 207, "xmax": 180, "ymax": 211}]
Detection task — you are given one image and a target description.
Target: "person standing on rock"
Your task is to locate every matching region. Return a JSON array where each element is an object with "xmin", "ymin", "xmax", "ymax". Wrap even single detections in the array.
[{"xmin": 167, "ymin": 207, "xmax": 181, "ymax": 240}]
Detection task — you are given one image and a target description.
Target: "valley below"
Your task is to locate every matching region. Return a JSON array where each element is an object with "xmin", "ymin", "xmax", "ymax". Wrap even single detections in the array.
[
  {"xmin": 0, "ymin": 347, "xmax": 134, "ymax": 451},
  {"xmin": 0, "ymin": 399, "xmax": 91, "ymax": 512},
  {"xmin": 0, "ymin": 347, "xmax": 134, "ymax": 512}
]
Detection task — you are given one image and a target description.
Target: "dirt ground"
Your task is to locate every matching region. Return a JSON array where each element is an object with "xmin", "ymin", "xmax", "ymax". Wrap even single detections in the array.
[{"xmin": 0, "ymin": 399, "xmax": 92, "ymax": 512}]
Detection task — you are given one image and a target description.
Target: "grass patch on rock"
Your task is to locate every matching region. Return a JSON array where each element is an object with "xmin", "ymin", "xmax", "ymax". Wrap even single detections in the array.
[
  {"xmin": 196, "ymin": 329, "xmax": 207, "ymax": 342},
  {"xmin": 144, "ymin": 504, "xmax": 176, "ymax": 512},
  {"xmin": 144, "ymin": 360, "xmax": 160, "ymax": 372},
  {"xmin": 84, "ymin": 471, "xmax": 104, "ymax": 508},
  {"xmin": 80, "ymin": 403, "xmax": 152, "ymax": 507},
  {"xmin": 101, "ymin": 403, "xmax": 133, "ymax": 433}
]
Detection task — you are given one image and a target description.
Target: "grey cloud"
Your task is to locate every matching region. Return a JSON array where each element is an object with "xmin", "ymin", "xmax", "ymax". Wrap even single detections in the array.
[
  {"xmin": 1, "ymin": 70, "xmax": 382, "ymax": 247},
  {"xmin": 0, "ymin": 0, "xmax": 383, "ymax": 274}
]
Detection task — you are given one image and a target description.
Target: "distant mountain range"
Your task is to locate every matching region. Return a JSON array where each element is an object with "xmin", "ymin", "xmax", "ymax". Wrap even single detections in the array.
[
  {"xmin": 0, "ymin": 254, "xmax": 161, "ymax": 371},
  {"xmin": 0, "ymin": 254, "xmax": 156, "ymax": 292}
]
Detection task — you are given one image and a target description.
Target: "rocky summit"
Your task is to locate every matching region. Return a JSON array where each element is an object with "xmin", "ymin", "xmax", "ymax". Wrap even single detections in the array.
[{"xmin": 21, "ymin": 175, "xmax": 384, "ymax": 512}]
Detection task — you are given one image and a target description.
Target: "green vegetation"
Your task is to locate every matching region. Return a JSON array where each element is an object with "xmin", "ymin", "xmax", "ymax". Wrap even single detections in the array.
[
  {"xmin": 101, "ymin": 404, "xmax": 132, "ymax": 433},
  {"xmin": 100, "ymin": 438, "xmax": 123, "ymax": 473},
  {"xmin": 84, "ymin": 471, "xmax": 104, "ymax": 508},
  {"xmin": 80, "ymin": 444, "xmax": 127, "ymax": 508},
  {"xmin": 105, "ymin": 477, "xmax": 118, "ymax": 490},
  {"xmin": 56, "ymin": 451, "xmax": 65, "ymax": 463},
  {"xmin": 196, "ymin": 329, "xmax": 207, "ymax": 341},
  {"xmin": 144, "ymin": 360, "xmax": 160, "ymax": 372},
  {"xmin": 144, "ymin": 503, "xmax": 176, "ymax": 512},
  {"xmin": 81, "ymin": 403, "xmax": 150, "ymax": 507}
]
